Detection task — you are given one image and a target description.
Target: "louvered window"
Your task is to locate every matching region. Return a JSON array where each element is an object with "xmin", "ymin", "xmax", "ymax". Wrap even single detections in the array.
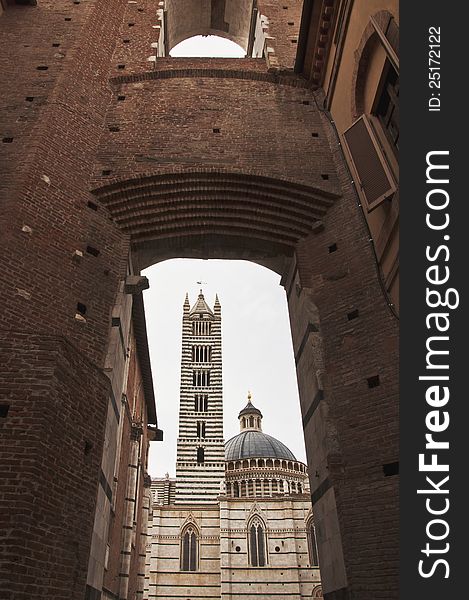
[
  {"xmin": 375, "ymin": 61, "xmax": 399, "ymax": 155},
  {"xmin": 342, "ymin": 114, "xmax": 397, "ymax": 211}
]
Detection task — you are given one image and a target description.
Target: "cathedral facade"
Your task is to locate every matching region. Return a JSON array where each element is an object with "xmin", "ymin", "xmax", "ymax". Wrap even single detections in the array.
[{"xmin": 144, "ymin": 293, "xmax": 322, "ymax": 599}]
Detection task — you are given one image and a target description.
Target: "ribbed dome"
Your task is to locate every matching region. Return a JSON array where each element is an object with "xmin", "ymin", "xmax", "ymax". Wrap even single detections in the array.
[{"xmin": 225, "ymin": 430, "xmax": 296, "ymax": 461}]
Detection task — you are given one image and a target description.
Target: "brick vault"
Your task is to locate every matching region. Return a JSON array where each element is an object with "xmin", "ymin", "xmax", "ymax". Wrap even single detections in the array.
[{"xmin": 0, "ymin": 2, "xmax": 398, "ymax": 600}]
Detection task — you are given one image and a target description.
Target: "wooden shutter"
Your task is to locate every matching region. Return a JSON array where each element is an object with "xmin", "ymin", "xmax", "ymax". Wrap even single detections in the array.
[{"xmin": 342, "ymin": 115, "xmax": 397, "ymax": 211}]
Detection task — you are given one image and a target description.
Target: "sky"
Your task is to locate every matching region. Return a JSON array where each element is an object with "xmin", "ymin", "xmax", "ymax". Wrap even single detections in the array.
[
  {"xmin": 169, "ymin": 35, "xmax": 246, "ymax": 58},
  {"xmin": 143, "ymin": 259, "xmax": 306, "ymax": 476},
  {"xmin": 143, "ymin": 36, "xmax": 305, "ymax": 477}
]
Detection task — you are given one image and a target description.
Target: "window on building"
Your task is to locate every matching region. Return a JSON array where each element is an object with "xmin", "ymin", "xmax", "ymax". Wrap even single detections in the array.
[
  {"xmin": 192, "ymin": 370, "xmax": 210, "ymax": 387},
  {"xmin": 194, "ymin": 394, "xmax": 208, "ymax": 412},
  {"xmin": 192, "ymin": 321, "xmax": 212, "ymax": 335},
  {"xmin": 196, "ymin": 421, "xmax": 206, "ymax": 438},
  {"xmin": 197, "ymin": 447, "xmax": 205, "ymax": 464},
  {"xmin": 307, "ymin": 521, "xmax": 320, "ymax": 567},
  {"xmin": 192, "ymin": 345, "xmax": 212, "ymax": 362},
  {"xmin": 373, "ymin": 59, "xmax": 399, "ymax": 155},
  {"xmin": 181, "ymin": 525, "xmax": 198, "ymax": 571},
  {"xmin": 248, "ymin": 517, "xmax": 267, "ymax": 566}
]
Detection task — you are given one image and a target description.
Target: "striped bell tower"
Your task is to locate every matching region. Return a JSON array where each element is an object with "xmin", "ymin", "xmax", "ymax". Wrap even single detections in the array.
[{"xmin": 175, "ymin": 291, "xmax": 225, "ymax": 503}]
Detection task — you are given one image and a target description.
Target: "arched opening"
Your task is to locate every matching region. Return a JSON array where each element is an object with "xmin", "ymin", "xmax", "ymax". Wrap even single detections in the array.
[
  {"xmin": 248, "ymin": 516, "xmax": 267, "ymax": 567},
  {"xmin": 88, "ymin": 98, "xmax": 397, "ymax": 597},
  {"xmin": 312, "ymin": 585, "xmax": 323, "ymax": 598},
  {"xmin": 164, "ymin": 0, "xmax": 254, "ymax": 55},
  {"xmin": 91, "ymin": 170, "xmax": 338, "ymax": 273},
  {"xmin": 181, "ymin": 524, "xmax": 198, "ymax": 571},
  {"xmin": 170, "ymin": 35, "xmax": 245, "ymax": 58}
]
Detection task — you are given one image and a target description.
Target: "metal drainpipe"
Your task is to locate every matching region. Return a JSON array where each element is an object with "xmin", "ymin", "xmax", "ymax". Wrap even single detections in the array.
[
  {"xmin": 136, "ymin": 475, "xmax": 152, "ymax": 599},
  {"xmin": 119, "ymin": 423, "xmax": 143, "ymax": 599}
]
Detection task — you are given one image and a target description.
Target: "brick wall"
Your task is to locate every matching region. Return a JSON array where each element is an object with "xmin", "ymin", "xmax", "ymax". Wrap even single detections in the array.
[{"xmin": 0, "ymin": 333, "xmax": 109, "ymax": 600}]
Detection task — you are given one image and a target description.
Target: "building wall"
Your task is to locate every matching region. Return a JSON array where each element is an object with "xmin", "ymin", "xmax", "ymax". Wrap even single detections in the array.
[
  {"xmin": 323, "ymin": 0, "xmax": 399, "ymax": 311},
  {"xmin": 146, "ymin": 504, "xmax": 221, "ymax": 600},
  {"xmin": 220, "ymin": 496, "xmax": 321, "ymax": 599},
  {"xmin": 0, "ymin": 334, "xmax": 109, "ymax": 600},
  {"xmin": 145, "ymin": 496, "xmax": 321, "ymax": 600},
  {"xmin": 103, "ymin": 324, "xmax": 152, "ymax": 600}
]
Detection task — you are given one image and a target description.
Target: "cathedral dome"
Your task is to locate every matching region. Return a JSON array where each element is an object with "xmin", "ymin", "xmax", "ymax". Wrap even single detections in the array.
[{"xmin": 225, "ymin": 430, "xmax": 296, "ymax": 461}]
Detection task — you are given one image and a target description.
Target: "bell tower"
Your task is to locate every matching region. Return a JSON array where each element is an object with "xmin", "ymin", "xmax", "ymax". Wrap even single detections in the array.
[{"xmin": 175, "ymin": 291, "xmax": 225, "ymax": 503}]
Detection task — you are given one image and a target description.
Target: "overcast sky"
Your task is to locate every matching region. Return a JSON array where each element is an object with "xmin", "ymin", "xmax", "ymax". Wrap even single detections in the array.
[
  {"xmin": 169, "ymin": 35, "xmax": 246, "ymax": 58},
  {"xmin": 143, "ymin": 36, "xmax": 305, "ymax": 477},
  {"xmin": 143, "ymin": 259, "xmax": 306, "ymax": 476}
]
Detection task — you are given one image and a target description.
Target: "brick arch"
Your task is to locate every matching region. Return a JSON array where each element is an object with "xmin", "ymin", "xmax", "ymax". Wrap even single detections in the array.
[
  {"xmin": 111, "ymin": 67, "xmax": 311, "ymax": 88},
  {"xmin": 92, "ymin": 169, "xmax": 340, "ymax": 271},
  {"xmin": 351, "ymin": 10, "xmax": 397, "ymax": 120},
  {"xmin": 165, "ymin": 0, "xmax": 254, "ymax": 53}
]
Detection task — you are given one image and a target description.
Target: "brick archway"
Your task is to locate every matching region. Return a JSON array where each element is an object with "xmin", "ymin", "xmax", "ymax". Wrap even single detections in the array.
[
  {"xmin": 165, "ymin": 0, "xmax": 254, "ymax": 52},
  {"xmin": 92, "ymin": 168, "xmax": 340, "ymax": 271}
]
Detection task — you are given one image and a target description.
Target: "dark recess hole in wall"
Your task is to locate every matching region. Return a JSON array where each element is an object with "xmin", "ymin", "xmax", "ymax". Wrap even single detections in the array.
[
  {"xmin": 328, "ymin": 243, "xmax": 338, "ymax": 253},
  {"xmin": 0, "ymin": 404, "xmax": 10, "ymax": 418},
  {"xmin": 367, "ymin": 375, "xmax": 380, "ymax": 388},
  {"xmin": 383, "ymin": 462, "xmax": 399, "ymax": 476},
  {"xmin": 86, "ymin": 246, "xmax": 100, "ymax": 257}
]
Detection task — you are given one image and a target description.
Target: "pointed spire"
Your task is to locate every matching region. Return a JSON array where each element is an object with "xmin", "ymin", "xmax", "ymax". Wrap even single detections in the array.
[
  {"xmin": 183, "ymin": 292, "xmax": 190, "ymax": 312},
  {"xmin": 189, "ymin": 289, "xmax": 214, "ymax": 316},
  {"xmin": 214, "ymin": 293, "xmax": 221, "ymax": 314}
]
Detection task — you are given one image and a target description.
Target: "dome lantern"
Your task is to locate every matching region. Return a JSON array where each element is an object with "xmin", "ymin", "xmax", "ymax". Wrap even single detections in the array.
[{"xmin": 238, "ymin": 392, "xmax": 263, "ymax": 432}]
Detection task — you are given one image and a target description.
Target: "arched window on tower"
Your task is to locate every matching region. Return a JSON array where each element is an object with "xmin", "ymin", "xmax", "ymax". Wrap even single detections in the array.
[
  {"xmin": 307, "ymin": 520, "xmax": 320, "ymax": 567},
  {"xmin": 248, "ymin": 516, "xmax": 267, "ymax": 567},
  {"xmin": 196, "ymin": 421, "xmax": 206, "ymax": 438},
  {"xmin": 181, "ymin": 525, "xmax": 198, "ymax": 571}
]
